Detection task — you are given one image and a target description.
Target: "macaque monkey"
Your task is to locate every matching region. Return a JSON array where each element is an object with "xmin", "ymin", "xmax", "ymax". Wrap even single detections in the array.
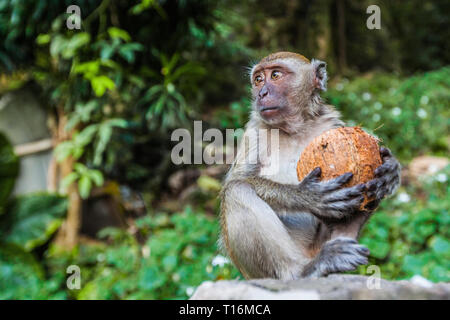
[{"xmin": 220, "ymin": 52, "xmax": 400, "ymax": 279}]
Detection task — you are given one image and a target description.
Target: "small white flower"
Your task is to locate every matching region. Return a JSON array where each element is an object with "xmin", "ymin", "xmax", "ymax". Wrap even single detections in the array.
[
  {"xmin": 428, "ymin": 164, "xmax": 439, "ymax": 174},
  {"xmin": 363, "ymin": 92, "xmax": 372, "ymax": 101},
  {"xmin": 397, "ymin": 192, "xmax": 410, "ymax": 203},
  {"xmin": 142, "ymin": 245, "xmax": 150, "ymax": 258},
  {"xmin": 372, "ymin": 114, "xmax": 381, "ymax": 122},
  {"xmin": 172, "ymin": 273, "xmax": 181, "ymax": 282},
  {"xmin": 186, "ymin": 287, "xmax": 195, "ymax": 296},
  {"xmin": 336, "ymin": 83, "xmax": 344, "ymax": 91},
  {"xmin": 392, "ymin": 107, "xmax": 401, "ymax": 116},
  {"xmin": 374, "ymin": 102, "xmax": 383, "ymax": 110},
  {"xmin": 212, "ymin": 255, "xmax": 230, "ymax": 267},
  {"xmin": 435, "ymin": 173, "xmax": 447, "ymax": 183},
  {"xmin": 97, "ymin": 253, "xmax": 106, "ymax": 262},
  {"xmin": 420, "ymin": 96, "xmax": 429, "ymax": 105},
  {"xmin": 417, "ymin": 108, "xmax": 427, "ymax": 119}
]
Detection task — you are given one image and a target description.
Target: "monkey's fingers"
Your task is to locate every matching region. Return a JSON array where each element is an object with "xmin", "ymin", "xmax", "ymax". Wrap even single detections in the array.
[
  {"xmin": 326, "ymin": 196, "xmax": 365, "ymax": 215},
  {"xmin": 323, "ymin": 183, "xmax": 365, "ymax": 203},
  {"xmin": 379, "ymin": 146, "xmax": 393, "ymax": 159},
  {"xmin": 302, "ymin": 167, "xmax": 322, "ymax": 183},
  {"xmin": 374, "ymin": 157, "xmax": 400, "ymax": 178},
  {"xmin": 366, "ymin": 173, "xmax": 399, "ymax": 200},
  {"xmin": 303, "ymin": 237, "xmax": 369, "ymax": 277},
  {"xmin": 315, "ymin": 195, "xmax": 365, "ymax": 220},
  {"xmin": 320, "ymin": 172, "xmax": 353, "ymax": 192}
]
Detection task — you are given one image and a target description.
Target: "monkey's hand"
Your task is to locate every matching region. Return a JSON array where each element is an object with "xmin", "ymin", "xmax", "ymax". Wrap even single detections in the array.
[
  {"xmin": 298, "ymin": 167, "xmax": 366, "ymax": 221},
  {"xmin": 301, "ymin": 237, "xmax": 370, "ymax": 278},
  {"xmin": 364, "ymin": 147, "xmax": 401, "ymax": 210}
]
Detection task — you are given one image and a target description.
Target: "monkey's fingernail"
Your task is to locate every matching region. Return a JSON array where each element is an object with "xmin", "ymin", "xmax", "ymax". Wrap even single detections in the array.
[
  {"xmin": 343, "ymin": 172, "xmax": 353, "ymax": 180},
  {"xmin": 367, "ymin": 181, "xmax": 377, "ymax": 190},
  {"xmin": 380, "ymin": 147, "xmax": 391, "ymax": 157},
  {"xmin": 375, "ymin": 167, "xmax": 385, "ymax": 176}
]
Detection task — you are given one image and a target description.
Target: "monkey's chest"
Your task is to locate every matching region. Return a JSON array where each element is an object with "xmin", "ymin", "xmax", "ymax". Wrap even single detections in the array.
[{"xmin": 259, "ymin": 140, "xmax": 306, "ymax": 185}]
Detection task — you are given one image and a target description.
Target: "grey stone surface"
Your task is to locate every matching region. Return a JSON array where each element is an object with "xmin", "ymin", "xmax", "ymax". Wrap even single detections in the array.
[
  {"xmin": 190, "ymin": 275, "xmax": 450, "ymax": 300},
  {"xmin": 0, "ymin": 88, "xmax": 52, "ymax": 194}
]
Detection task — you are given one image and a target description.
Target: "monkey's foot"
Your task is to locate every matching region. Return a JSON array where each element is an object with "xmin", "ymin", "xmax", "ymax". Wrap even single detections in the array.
[{"xmin": 301, "ymin": 237, "xmax": 370, "ymax": 278}]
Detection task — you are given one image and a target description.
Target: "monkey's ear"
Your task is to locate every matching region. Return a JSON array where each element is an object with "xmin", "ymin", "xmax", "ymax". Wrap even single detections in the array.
[{"xmin": 311, "ymin": 59, "xmax": 327, "ymax": 91}]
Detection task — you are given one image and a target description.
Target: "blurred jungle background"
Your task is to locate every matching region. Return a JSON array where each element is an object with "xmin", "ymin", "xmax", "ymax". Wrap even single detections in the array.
[{"xmin": 0, "ymin": 0, "xmax": 448, "ymax": 299}]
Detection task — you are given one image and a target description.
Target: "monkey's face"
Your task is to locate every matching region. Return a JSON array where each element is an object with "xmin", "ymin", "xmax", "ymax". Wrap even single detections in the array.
[
  {"xmin": 251, "ymin": 63, "xmax": 294, "ymax": 122},
  {"xmin": 251, "ymin": 54, "xmax": 318, "ymax": 127}
]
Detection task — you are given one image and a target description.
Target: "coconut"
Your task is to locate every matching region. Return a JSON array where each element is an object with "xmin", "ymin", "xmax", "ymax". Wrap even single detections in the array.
[{"xmin": 296, "ymin": 127, "xmax": 382, "ymax": 211}]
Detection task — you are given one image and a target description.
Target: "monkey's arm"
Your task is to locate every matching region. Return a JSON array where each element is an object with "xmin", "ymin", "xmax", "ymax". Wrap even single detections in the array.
[{"xmin": 245, "ymin": 168, "xmax": 366, "ymax": 221}]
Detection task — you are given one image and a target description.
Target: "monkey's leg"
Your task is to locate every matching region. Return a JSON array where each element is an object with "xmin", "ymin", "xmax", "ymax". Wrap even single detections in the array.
[
  {"xmin": 280, "ymin": 213, "xmax": 331, "ymax": 257},
  {"xmin": 330, "ymin": 212, "xmax": 371, "ymax": 240},
  {"xmin": 221, "ymin": 181, "xmax": 310, "ymax": 280}
]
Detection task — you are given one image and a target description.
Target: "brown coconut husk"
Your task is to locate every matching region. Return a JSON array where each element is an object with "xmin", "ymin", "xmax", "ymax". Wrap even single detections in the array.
[{"xmin": 297, "ymin": 127, "xmax": 382, "ymax": 211}]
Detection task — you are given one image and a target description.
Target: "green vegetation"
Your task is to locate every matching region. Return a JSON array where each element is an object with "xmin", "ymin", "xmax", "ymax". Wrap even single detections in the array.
[
  {"xmin": 326, "ymin": 68, "xmax": 450, "ymax": 161},
  {"xmin": 0, "ymin": 133, "xmax": 19, "ymax": 215},
  {"xmin": 358, "ymin": 166, "xmax": 449, "ymax": 282}
]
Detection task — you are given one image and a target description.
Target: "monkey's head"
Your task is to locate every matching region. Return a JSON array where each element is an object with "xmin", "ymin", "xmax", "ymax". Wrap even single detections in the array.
[{"xmin": 250, "ymin": 51, "xmax": 327, "ymax": 128}]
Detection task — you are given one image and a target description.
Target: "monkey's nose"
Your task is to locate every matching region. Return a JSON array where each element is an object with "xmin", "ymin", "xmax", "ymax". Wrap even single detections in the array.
[{"xmin": 259, "ymin": 86, "xmax": 269, "ymax": 99}]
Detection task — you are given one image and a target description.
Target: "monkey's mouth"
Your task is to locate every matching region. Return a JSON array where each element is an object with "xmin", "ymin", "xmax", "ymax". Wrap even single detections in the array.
[{"xmin": 260, "ymin": 106, "xmax": 280, "ymax": 116}]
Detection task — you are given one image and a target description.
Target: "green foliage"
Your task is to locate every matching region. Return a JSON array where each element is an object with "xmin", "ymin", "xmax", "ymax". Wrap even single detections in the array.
[
  {"xmin": 60, "ymin": 163, "xmax": 103, "ymax": 199},
  {"xmin": 0, "ymin": 193, "xmax": 68, "ymax": 251},
  {"xmin": 0, "ymin": 205, "xmax": 240, "ymax": 299},
  {"xmin": 140, "ymin": 52, "xmax": 205, "ymax": 130},
  {"xmin": 357, "ymin": 166, "xmax": 450, "ymax": 282},
  {"xmin": 0, "ymin": 133, "xmax": 19, "ymax": 215},
  {"xmin": 212, "ymin": 98, "xmax": 252, "ymax": 130},
  {"xmin": 0, "ymin": 244, "xmax": 52, "ymax": 299},
  {"xmin": 11, "ymin": 206, "xmax": 237, "ymax": 300},
  {"xmin": 0, "ymin": 194, "xmax": 69, "ymax": 299},
  {"xmin": 74, "ymin": 207, "xmax": 240, "ymax": 299},
  {"xmin": 325, "ymin": 67, "xmax": 450, "ymax": 161}
]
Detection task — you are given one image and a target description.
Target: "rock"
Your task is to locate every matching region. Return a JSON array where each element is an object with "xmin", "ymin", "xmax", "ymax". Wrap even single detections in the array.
[
  {"xmin": 404, "ymin": 156, "xmax": 449, "ymax": 182},
  {"xmin": 190, "ymin": 275, "xmax": 450, "ymax": 300}
]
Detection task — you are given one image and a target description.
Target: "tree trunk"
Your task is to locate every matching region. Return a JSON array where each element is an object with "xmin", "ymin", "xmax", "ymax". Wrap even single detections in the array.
[{"xmin": 52, "ymin": 107, "xmax": 82, "ymax": 250}]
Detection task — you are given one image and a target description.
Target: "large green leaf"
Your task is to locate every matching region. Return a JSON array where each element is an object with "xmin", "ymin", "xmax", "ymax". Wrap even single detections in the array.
[
  {"xmin": 0, "ymin": 133, "xmax": 19, "ymax": 215},
  {"xmin": 0, "ymin": 243, "xmax": 45, "ymax": 299},
  {"xmin": 0, "ymin": 193, "xmax": 68, "ymax": 251}
]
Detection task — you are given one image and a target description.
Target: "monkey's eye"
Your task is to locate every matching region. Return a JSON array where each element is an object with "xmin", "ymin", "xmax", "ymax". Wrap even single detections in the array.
[
  {"xmin": 254, "ymin": 75, "xmax": 263, "ymax": 85},
  {"xmin": 271, "ymin": 70, "xmax": 282, "ymax": 80}
]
